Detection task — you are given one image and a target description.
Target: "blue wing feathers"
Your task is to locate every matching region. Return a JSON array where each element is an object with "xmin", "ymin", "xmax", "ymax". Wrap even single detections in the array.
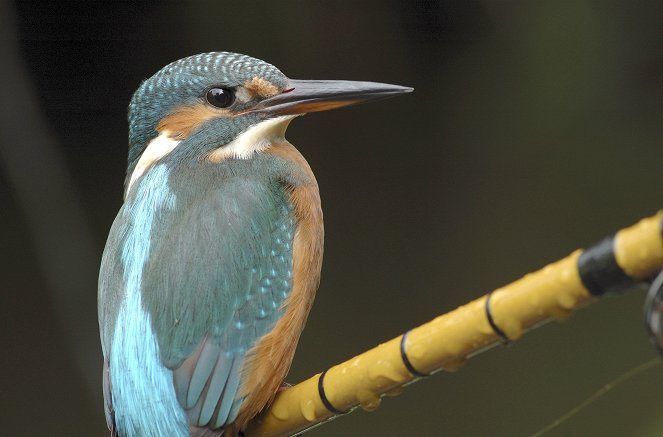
[
  {"xmin": 176, "ymin": 337, "xmax": 240, "ymax": 428},
  {"xmin": 173, "ymin": 345, "xmax": 201, "ymax": 406},
  {"xmin": 101, "ymin": 159, "xmax": 298, "ymax": 435},
  {"xmin": 151, "ymin": 170, "xmax": 294, "ymax": 429},
  {"xmin": 143, "ymin": 176, "xmax": 294, "ymax": 366},
  {"xmin": 214, "ymin": 356, "xmax": 243, "ymax": 428},
  {"xmin": 186, "ymin": 339, "xmax": 222, "ymax": 408},
  {"xmin": 198, "ymin": 351, "xmax": 233, "ymax": 424},
  {"xmin": 227, "ymin": 397, "xmax": 243, "ymax": 428}
]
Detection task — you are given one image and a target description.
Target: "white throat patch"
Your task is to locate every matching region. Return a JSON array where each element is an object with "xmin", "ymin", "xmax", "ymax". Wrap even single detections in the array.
[
  {"xmin": 126, "ymin": 115, "xmax": 298, "ymax": 198},
  {"xmin": 126, "ymin": 132, "xmax": 180, "ymax": 198},
  {"xmin": 208, "ymin": 115, "xmax": 299, "ymax": 162}
]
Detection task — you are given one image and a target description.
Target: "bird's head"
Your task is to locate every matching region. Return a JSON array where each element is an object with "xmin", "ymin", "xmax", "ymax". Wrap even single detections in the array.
[{"xmin": 125, "ymin": 52, "xmax": 412, "ymax": 194}]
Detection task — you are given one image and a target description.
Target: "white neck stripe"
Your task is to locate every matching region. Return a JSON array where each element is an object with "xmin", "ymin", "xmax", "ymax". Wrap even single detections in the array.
[
  {"xmin": 126, "ymin": 133, "xmax": 180, "ymax": 198},
  {"xmin": 208, "ymin": 115, "xmax": 299, "ymax": 162}
]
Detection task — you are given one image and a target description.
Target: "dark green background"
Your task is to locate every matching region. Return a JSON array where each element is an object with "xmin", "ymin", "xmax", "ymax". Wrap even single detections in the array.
[{"xmin": 2, "ymin": 1, "xmax": 663, "ymax": 435}]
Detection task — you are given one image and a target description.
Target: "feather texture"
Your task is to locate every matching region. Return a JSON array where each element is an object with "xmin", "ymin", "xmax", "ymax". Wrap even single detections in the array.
[{"xmin": 99, "ymin": 148, "xmax": 319, "ymax": 436}]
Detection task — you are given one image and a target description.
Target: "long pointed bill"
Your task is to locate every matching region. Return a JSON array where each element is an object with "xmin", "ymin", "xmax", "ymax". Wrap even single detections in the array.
[{"xmin": 252, "ymin": 79, "xmax": 413, "ymax": 115}]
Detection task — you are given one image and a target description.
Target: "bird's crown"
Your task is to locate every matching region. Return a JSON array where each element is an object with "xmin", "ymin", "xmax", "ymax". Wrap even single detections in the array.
[{"xmin": 127, "ymin": 52, "xmax": 288, "ymax": 167}]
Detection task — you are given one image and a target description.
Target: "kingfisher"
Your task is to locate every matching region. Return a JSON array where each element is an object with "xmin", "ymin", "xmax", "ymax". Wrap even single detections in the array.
[{"xmin": 98, "ymin": 51, "xmax": 411, "ymax": 436}]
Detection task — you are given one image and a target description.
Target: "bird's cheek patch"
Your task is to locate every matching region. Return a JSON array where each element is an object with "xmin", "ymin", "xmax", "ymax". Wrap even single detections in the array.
[{"xmin": 157, "ymin": 104, "xmax": 232, "ymax": 140}]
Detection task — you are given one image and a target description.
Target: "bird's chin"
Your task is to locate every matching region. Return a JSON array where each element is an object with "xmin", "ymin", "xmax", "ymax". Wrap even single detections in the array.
[{"xmin": 208, "ymin": 115, "xmax": 299, "ymax": 162}]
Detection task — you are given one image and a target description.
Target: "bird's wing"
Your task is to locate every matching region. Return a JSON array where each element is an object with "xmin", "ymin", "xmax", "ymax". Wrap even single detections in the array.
[{"xmin": 141, "ymin": 176, "xmax": 295, "ymax": 429}]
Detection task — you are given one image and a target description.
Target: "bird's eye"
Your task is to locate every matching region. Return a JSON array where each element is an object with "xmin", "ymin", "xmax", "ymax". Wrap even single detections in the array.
[{"xmin": 206, "ymin": 87, "xmax": 235, "ymax": 108}]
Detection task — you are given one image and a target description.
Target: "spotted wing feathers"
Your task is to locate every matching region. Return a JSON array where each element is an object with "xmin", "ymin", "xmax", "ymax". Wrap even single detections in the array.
[{"xmin": 165, "ymin": 198, "xmax": 295, "ymax": 431}]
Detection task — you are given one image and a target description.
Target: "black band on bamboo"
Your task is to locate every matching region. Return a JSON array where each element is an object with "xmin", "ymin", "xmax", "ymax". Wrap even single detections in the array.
[
  {"xmin": 578, "ymin": 236, "xmax": 633, "ymax": 295},
  {"xmin": 400, "ymin": 332, "xmax": 428, "ymax": 377},
  {"xmin": 318, "ymin": 370, "xmax": 347, "ymax": 415},
  {"xmin": 485, "ymin": 292, "xmax": 510, "ymax": 344}
]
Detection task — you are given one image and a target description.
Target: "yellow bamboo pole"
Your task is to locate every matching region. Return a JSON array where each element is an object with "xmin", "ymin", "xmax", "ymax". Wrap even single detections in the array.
[{"xmin": 244, "ymin": 212, "xmax": 663, "ymax": 437}]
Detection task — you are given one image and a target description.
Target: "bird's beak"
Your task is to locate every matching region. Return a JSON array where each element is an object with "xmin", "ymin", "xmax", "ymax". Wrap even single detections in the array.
[{"xmin": 252, "ymin": 79, "xmax": 413, "ymax": 115}]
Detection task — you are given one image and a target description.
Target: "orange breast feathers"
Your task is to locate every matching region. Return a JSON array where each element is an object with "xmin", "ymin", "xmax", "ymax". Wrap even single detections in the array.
[{"xmin": 229, "ymin": 141, "xmax": 324, "ymax": 432}]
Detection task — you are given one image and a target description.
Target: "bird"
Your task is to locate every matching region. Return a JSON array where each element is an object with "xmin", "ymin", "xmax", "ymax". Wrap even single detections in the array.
[{"xmin": 98, "ymin": 51, "xmax": 412, "ymax": 437}]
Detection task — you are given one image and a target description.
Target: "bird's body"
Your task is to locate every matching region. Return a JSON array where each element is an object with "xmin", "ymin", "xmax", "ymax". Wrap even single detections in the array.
[{"xmin": 98, "ymin": 52, "xmax": 410, "ymax": 436}]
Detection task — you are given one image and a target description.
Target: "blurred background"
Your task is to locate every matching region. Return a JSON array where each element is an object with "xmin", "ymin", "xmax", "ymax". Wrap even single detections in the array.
[{"xmin": 1, "ymin": 1, "xmax": 663, "ymax": 435}]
